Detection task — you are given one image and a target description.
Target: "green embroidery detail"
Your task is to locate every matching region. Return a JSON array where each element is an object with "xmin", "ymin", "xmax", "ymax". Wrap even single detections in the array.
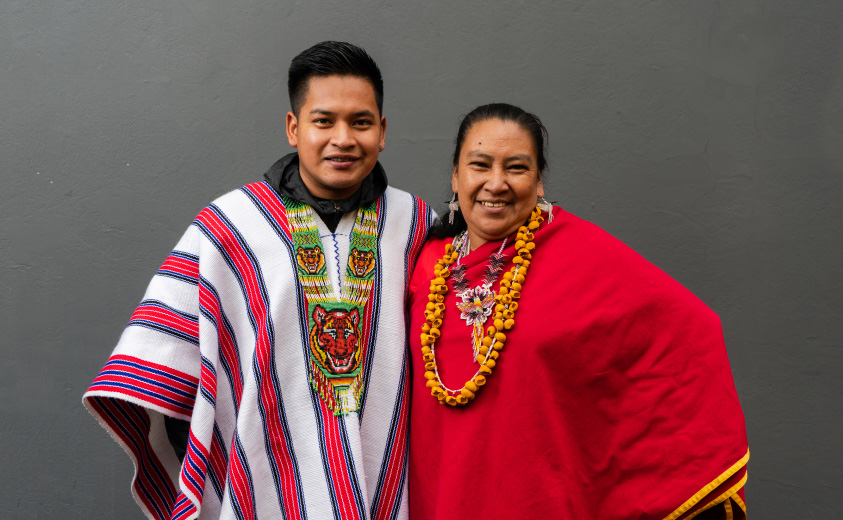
[{"xmin": 284, "ymin": 197, "xmax": 379, "ymax": 415}]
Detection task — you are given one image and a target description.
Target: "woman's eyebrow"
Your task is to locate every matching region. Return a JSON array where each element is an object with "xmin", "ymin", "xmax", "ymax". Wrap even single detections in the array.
[
  {"xmin": 466, "ymin": 151, "xmax": 494, "ymax": 161},
  {"xmin": 506, "ymin": 154, "xmax": 533, "ymax": 163}
]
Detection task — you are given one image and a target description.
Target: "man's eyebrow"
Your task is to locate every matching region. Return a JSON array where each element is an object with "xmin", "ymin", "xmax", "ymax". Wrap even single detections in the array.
[{"xmin": 308, "ymin": 109, "xmax": 377, "ymax": 118}]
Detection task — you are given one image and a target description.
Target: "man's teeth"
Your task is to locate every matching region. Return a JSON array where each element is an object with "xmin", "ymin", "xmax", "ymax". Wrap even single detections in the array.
[{"xmin": 480, "ymin": 201, "xmax": 506, "ymax": 207}]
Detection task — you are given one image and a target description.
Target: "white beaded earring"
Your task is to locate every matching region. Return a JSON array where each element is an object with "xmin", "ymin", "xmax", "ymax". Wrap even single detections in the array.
[
  {"xmin": 448, "ymin": 193, "xmax": 460, "ymax": 224},
  {"xmin": 538, "ymin": 197, "xmax": 553, "ymax": 223}
]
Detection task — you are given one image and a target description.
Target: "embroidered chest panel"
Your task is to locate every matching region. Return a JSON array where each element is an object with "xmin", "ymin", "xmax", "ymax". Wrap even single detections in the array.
[{"xmin": 284, "ymin": 198, "xmax": 380, "ymax": 415}]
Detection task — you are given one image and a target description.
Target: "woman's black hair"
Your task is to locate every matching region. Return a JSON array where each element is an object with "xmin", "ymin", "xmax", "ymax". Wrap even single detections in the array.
[{"xmin": 430, "ymin": 103, "xmax": 549, "ymax": 238}]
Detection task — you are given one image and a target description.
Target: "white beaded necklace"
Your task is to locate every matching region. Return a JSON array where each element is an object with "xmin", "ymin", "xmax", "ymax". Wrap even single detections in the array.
[{"xmin": 449, "ymin": 232, "xmax": 509, "ymax": 361}]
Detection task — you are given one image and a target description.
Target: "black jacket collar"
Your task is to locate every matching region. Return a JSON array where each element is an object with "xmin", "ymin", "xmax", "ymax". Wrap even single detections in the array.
[{"xmin": 263, "ymin": 152, "xmax": 388, "ymax": 232}]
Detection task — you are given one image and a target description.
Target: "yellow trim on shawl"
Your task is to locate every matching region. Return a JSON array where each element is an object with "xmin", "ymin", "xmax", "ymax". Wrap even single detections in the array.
[
  {"xmin": 723, "ymin": 498, "xmax": 733, "ymax": 520},
  {"xmin": 662, "ymin": 449, "xmax": 749, "ymax": 520},
  {"xmin": 732, "ymin": 492, "xmax": 747, "ymax": 514},
  {"xmin": 684, "ymin": 472, "xmax": 747, "ymax": 519}
]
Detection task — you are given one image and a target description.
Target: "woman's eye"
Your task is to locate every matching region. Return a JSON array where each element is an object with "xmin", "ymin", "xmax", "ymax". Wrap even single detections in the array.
[{"xmin": 469, "ymin": 161, "xmax": 489, "ymax": 168}]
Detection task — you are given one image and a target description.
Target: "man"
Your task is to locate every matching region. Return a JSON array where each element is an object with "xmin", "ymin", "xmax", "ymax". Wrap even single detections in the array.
[{"xmin": 84, "ymin": 41, "xmax": 431, "ymax": 520}]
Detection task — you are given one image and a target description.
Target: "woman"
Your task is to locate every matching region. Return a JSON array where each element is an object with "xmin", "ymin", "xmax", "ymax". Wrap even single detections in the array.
[{"xmin": 408, "ymin": 104, "xmax": 748, "ymax": 519}]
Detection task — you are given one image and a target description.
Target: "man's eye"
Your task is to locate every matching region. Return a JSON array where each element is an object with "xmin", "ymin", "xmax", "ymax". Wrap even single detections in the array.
[
  {"xmin": 313, "ymin": 118, "xmax": 331, "ymax": 125},
  {"xmin": 353, "ymin": 119, "xmax": 373, "ymax": 127}
]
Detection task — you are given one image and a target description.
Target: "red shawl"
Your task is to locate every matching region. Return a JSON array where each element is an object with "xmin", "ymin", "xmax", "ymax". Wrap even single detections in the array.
[{"xmin": 408, "ymin": 207, "xmax": 747, "ymax": 519}]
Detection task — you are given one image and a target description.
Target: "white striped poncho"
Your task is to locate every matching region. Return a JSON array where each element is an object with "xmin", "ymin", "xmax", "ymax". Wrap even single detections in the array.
[{"xmin": 83, "ymin": 182, "xmax": 432, "ymax": 520}]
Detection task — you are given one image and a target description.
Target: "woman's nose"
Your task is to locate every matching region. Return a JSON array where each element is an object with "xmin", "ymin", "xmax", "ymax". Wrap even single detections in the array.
[{"xmin": 484, "ymin": 167, "xmax": 507, "ymax": 192}]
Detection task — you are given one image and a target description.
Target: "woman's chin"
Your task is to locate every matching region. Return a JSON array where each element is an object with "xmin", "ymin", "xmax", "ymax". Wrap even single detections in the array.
[
  {"xmin": 467, "ymin": 213, "xmax": 530, "ymax": 242},
  {"xmin": 467, "ymin": 224, "xmax": 520, "ymax": 248}
]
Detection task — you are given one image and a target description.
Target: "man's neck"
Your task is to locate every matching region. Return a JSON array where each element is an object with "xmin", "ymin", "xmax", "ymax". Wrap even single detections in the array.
[{"xmin": 263, "ymin": 152, "xmax": 388, "ymax": 232}]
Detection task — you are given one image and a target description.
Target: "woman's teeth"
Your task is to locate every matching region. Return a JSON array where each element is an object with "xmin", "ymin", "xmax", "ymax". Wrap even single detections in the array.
[{"xmin": 480, "ymin": 201, "xmax": 506, "ymax": 207}]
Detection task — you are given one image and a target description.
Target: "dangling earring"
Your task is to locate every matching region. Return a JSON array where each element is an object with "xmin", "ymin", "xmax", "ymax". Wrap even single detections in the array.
[
  {"xmin": 538, "ymin": 197, "xmax": 553, "ymax": 223},
  {"xmin": 448, "ymin": 193, "xmax": 460, "ymax": 225}
]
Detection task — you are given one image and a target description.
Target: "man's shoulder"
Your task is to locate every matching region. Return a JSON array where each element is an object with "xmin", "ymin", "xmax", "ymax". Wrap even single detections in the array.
[
  {"xmin": 379, "ymin": 187, "xmax": 435, "ymax": 231},
  {"xmin": 383, "ymin": 186, "xmax": 431, "ymax": 213},
  {"xmin": 199, "ymin": 181, "xmax": 279, "ymax": 212},
  {"xmin": 184, "ymin": 182, "xmax": 288, "ymax": 239},
  {"xmin": 383, "ymin": 185, "xmax": 423, "ymax": 202}
]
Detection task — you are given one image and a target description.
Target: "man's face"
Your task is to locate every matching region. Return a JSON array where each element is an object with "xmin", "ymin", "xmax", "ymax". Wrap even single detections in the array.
[{"xmin": 286, "ymin": 75, "xmax": 386, "ymax": 200}]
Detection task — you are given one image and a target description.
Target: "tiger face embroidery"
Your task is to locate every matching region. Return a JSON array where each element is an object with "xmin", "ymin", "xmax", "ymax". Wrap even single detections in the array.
[
  {"xmin": 297, "ymin": 246, "xmax": 325, "ymax": 275},
  {"xmin": 309, "ymin": 305, "xmax": 362, "ymax": 376},
  {"xmin": 348, "ymin": 248, "xmax": 375, "ymax": 278}
]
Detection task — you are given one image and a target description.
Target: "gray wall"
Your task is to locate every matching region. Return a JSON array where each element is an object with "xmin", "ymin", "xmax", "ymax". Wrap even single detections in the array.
[{"xmin": 2, "ymin": 0, "xmax": 841, "ymax": 517}]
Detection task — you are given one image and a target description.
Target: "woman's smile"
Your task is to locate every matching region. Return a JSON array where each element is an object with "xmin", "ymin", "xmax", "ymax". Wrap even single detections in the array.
[{"xmin": 478, "ymin": 201, "xmax": 508, "ymax": 208}]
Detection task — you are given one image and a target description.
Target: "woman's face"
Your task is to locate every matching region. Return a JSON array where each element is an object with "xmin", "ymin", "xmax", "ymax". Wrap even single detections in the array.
[{"xmin": 451, "ymin": 118, "xmax": 544, "ymax": 249}]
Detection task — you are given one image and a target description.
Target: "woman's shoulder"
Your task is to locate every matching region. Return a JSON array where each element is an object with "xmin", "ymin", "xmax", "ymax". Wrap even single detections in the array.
[
  {"xmin": 546, "ymin": 207, "xmax": 718, "ymax": 319},
  {"xmin": 415, "ymin": 236, "xmax": 452, "ymax": 274},
  {"xmin": 407, "ymin": 236, "xmax": 453, "ymax": 301}
]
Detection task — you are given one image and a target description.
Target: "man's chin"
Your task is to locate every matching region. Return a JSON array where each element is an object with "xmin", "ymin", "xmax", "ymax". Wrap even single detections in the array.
[{"xmin": 316, "ymin": 173, "xmax": 367, "ymax": 195}]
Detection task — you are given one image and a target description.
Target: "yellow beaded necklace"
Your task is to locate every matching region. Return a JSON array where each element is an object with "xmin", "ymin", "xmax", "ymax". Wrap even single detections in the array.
[{"xmin": 420, "ymin": 205, "xmax": 545, "ymax": 406}]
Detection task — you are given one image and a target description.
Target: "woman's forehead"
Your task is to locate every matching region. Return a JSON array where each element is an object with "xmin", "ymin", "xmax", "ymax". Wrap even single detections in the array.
[{"xmin": 462, "ymin": 120, "xmax": 536, "ymax": 158}]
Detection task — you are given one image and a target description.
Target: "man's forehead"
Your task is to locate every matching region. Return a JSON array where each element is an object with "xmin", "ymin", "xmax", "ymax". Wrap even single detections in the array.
[{"xmin": 301, "ymin": 75, "xmax": 379, "ymax": 112}]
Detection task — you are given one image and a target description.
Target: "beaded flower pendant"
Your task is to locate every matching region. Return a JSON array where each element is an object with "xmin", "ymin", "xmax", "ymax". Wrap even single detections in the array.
[
  {"xmin": 285, "ymin": 197, "xmax": 379, "ymax": 415},
  {"xmin": 451, "ymin": 232, "xmax": 508, "ymax": 359}
]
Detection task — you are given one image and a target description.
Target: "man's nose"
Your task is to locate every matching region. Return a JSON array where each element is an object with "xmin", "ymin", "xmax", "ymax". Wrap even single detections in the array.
[{"xmin": 331, "ymin": 123, "xmax": 355, "ymax": 149}]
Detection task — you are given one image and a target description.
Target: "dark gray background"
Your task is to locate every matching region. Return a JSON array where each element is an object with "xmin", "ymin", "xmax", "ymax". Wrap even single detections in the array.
[{"xmin": 2, "ymin": 0, "xmax": 841, "ymax": 518}]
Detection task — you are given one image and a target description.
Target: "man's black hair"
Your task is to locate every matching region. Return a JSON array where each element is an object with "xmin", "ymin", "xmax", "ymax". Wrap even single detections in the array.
[{"xmin": 288, "ymin": 41, "xmax": 384, "ymax": 116}]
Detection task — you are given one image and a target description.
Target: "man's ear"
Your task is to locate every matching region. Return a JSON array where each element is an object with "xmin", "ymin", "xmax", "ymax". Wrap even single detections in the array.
[
  {"xmin": 286, "ymin": 111, "xmax": 298, "ymax": 148},
  {"xmin": 379, "ymin": 116, "xmax": 387, "ymax": 151}
]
